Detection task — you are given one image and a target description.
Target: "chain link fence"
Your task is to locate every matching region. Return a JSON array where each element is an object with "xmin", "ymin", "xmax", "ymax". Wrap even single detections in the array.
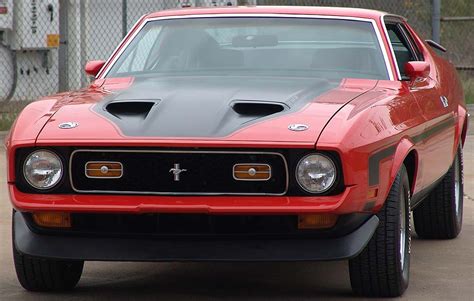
[
  {"xmin": 0, "ymin": 0, "xmax": 472, "ymax": 129},
  {"xmin": 439, "ymin": 1, "xmax": 474, "ymax": 106},
  {"xmin": 259, "ymin": 0, "xmax": 434, "ymax": 37},
  {"xmin": 0, "ymin": 0, "xmax": 60, "ymax": 128},
  {"xmin": 258, "ymin": 0, "xmax": 474, "ymax": 103},
  {"xmin": 64, "ymin": 0, "xmax": 246, "ymax": 91}
]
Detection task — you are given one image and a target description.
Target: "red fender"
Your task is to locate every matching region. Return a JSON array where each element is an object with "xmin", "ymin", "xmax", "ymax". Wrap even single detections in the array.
[{"xmin": 5, "ymin": 98, "xmax": 60, "ymax": 183}]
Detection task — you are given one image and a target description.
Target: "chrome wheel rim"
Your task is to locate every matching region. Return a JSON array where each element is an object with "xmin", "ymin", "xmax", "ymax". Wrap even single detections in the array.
[{"xmin": 399, "ymin": 190, "xmax": 407, "ymax": 270}]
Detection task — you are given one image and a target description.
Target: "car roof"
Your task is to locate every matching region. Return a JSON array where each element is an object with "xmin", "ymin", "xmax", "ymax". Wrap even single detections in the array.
[{"xmin": 146, "ymin": 6, "xmax": 391, "ymax": 21}]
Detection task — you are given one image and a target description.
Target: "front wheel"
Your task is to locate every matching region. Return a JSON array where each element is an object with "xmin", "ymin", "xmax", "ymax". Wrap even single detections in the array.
[
  {"xmin": 12, "ymin": 211, "xmax": 84, "ymax": 292},
  {"xmin": 349, "ymin": 165, "xmax": 411, "ymax": 297}
]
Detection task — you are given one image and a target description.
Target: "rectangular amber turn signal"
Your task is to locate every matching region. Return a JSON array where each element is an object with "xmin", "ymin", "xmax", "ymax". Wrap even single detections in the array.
[
  {"xmin": 367, "ymin": 188, "xmax": 378, "ymax": 199},
  {"xmin": 298, "ymin": 214, "xmax": 338, "ymax": 229},
  {"xmin": 33, "ymin": 212, "xmax": 72, "ymax": 228},
  {"xmin": 233, "ymin": 164, "xmax": 271, "ymax": 181},
  {"xmin": 85, "ymin": 161, "xmax": 123, "ymax": 178}
]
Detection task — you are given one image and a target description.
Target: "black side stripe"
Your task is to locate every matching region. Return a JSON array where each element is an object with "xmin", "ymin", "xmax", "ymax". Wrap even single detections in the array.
[
  {"xmin": 368, "ymin": 145, "xmax": 396, "ymax": 186},
  {"xmin": 412, "ymin": 117, "xmax": 455, "ymax": 144},
  {"xmin": 368, "ymin": 117, "xmax": 455, "ymax": 186}
]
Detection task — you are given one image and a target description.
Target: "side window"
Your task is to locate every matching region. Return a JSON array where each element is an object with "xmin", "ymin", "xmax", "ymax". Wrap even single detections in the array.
[
  {"xmin": 386, "ymin": 23, "xmax": 418, "ymax": 78},
  {"xmin": 399, "ymin": 24, "xmax": 424, "ymax": 61}
]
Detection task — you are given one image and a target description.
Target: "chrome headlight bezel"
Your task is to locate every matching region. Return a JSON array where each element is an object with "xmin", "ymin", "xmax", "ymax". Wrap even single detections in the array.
[
  {"xmin": 23, "ymin": 150, "xmax": 64, "ymax": 190},
  {"xmin": 295, "ymin": 153, "xmax": 338, "ymax": 194}
]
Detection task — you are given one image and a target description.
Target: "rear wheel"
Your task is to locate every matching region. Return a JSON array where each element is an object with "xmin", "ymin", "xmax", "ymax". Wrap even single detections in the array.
[
  {"xmin": 349, "ymin": 165, "xmax": 411, "ymax": 297},
  {"xmin": 414, "ymin": 146, "xmax": 463, "ymax": 239},
  {"xmin": 12, "ymin": 211, "xmax": 84, "ymax": 292}
]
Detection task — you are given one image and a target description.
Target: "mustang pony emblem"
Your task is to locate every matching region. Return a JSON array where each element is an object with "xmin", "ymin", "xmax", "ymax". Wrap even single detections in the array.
[
  {"xmin": 169, "ymin": 163, "xmax": 187, "ymax": 181},
  {"xmin": 440, "ymin": 96, "xmax": 449, "ymax": 108}
]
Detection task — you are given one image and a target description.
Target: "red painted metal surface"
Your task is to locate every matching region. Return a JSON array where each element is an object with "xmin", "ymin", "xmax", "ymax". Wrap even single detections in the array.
[
  {"xmin": 8, "ymin": 185, "xmax": 358, "ymax": 214},
  {"xmin": 5, "ymin": 7, "xmax": 467, "ymax": 215}
]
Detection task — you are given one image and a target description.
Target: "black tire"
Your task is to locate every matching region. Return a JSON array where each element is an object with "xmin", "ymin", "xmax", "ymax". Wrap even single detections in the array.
[
  {"xmin": 349, "ymin": 165, "xmax": 411, "ymax": 297},
  {"xmin": 414, "ymin": 146, "xmax": 463, "ymax": 239},
  {"xmin": 12, "ymin": 212, "xmax": 84, "ymax": 292}
]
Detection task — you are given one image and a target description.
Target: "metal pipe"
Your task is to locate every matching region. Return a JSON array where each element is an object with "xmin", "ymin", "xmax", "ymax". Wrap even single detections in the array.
[
  {"xmin": 441, "ymin": 16, "xmax": 474, "ymax": 22},
  {"xmin": 122, "ymin": 0, "xmax": 127, "ymax": 38},
  {"xmin": 432, "ymin": 0, "xmax": 441, "ymax": 43},
  {"xmin": 79, "ymin": 0, "xmax": 87, "ymax": 87},
  {"xmin": 1, "ymin": 45, "xmax": 17, "ymax": 102},
  {"xmin": 456, "ymin": 66, "xmax": 474, "ymax": 71},
  {"xmin": 58, "ymin": 0, "xmax": 69, "ymax": 92}
]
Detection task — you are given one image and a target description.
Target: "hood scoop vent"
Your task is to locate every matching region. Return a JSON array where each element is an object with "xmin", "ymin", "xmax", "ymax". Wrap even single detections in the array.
[
  {"xmin": 106, "ymin": 101, "xmax": 156, "ymax": 120},
  {"xmin": 231, "ymin": 101, "xmax": 287, "ymax": 117}
]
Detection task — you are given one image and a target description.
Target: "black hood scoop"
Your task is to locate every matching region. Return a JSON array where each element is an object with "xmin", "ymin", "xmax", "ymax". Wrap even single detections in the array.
[
  {"xmin": 95, "ymin": 76, "xmax": 336, "ymax": 137},
  {"xmin": 106, "ymin": 101, "xmax": 157, "ymax": 120},
  {"xmin": 231, "ymin": 101, "xmax": 288, "ymax": 117}
]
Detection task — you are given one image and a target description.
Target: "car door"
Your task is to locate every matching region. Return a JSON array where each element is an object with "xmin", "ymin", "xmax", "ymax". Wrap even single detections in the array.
[{"xmin": 385, "ymin": 21, "xmax": 456, "ymax": 192}]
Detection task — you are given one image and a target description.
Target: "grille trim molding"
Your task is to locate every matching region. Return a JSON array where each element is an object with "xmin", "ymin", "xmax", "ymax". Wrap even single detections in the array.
[{"xmin": 69, "ymin": 149, "xmax": 289, "ymax": 196}]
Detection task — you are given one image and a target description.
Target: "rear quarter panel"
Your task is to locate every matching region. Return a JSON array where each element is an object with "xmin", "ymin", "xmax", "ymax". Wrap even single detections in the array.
[{"xmin": 404, "ymin": 21, "xmax": 466, "ymax": 149}]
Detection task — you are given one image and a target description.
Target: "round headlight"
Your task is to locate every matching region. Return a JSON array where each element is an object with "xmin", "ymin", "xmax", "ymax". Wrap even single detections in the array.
[
  {"xmin": 23, "ymin": 150, "xmax": 63, "ymax": 190},
  {"xmin": 296, "ymin": 153, "xmax": 337, "ymax": 193}
]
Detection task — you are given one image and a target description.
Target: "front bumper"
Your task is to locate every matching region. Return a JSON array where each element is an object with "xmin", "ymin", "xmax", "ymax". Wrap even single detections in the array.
[
  {"xmin": 13, "ymin": 211, "xmax": 379, "ymax": 262},
  {"xmin": 8, "ymin": 184, "xmax": 366, "ymax": 214}
]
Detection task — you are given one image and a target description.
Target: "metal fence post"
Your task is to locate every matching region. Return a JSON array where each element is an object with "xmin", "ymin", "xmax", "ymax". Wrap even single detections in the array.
[
  {"xmin": 432, "ymin": 0, "xmax": 441, "ymax": 43},
  {"xmin": 80, "ymin": 0, "xmax": 87, "ymax": 86},
  {"xmin": 122, "ymin": 0, "xmax": 128, "ymax": 38},
  {"xmin": 58, "ymin": 0, "xmax": 69, "ymax": 92}
]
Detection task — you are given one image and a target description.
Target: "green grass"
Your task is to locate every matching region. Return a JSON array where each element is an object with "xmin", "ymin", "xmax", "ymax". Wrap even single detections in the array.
[
  {"xmin": 0, "ymin": 113, "xmax": 17, "ymax": 131},
  {"xmin": 466, "ymin": 94, "xmax": 474, "ymax": 105},
  {"xmin": 458, "ymin": 70, "xmax": 474, "ymax": 104},
  {"xmin": 0, "ymin": 102, "xmax": 29, "ymax": 131},
  {"xmin": 463, "ymin": 79, "xmax": 474, "ymax": 105}
]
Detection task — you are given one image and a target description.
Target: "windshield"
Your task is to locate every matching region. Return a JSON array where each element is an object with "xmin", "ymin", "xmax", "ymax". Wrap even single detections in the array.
[{"xmin": 106, "ymin": 17, "xmax": 389, "ymax": 80}]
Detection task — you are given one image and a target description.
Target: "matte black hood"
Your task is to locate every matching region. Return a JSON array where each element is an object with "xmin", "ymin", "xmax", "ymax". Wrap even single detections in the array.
[{"xmin": 94, "ymin": 76, "xmax": 337, "ymax": 138}]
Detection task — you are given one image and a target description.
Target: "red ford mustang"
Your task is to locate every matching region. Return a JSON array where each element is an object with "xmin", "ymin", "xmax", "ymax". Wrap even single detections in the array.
[{"xmin": 6, "ymin": 6, "xmax": 468, "ymax": 297}]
